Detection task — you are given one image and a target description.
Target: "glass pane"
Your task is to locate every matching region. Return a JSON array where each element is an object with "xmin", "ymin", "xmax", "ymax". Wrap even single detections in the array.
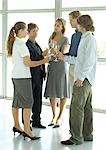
[
  {"xmin": 0, "ymin": 14, "xmax": 2, "ymax": 53},
  {"xmin": 7, "ymin": 58, "xmax": 13, "ymax": 97},
  {"xmin": 62, "ymin": 0, "xmax": 106, "ymax": 7},
  {"xmin": 84, "ymin": 10, "xmax": 106, "ymax": 58},
  {"xmin": 0, "ymin": 0, "xmax": 2, "ymax": 10},
  {"xmin": 62, "ymin": 11, "xmax": 74, "ymax": 43},
  {"xmin": 0, "ymin": 56, "xmax": 2, "ymax": 96},
  {"xmin": 8, "ymin": 13, "xmax": 55, "ymax": 48},
  {"xmin": 62, "ymin": 10, "xmax": 106, "ymax": 58},
  {"xmin": 92, "ymin": 63, "xmax": 106, "ymax": 110},
  {"xmin": 8, "ymin": 0, "xmax": 55, "ymax": 9},
  {"xmin": 7, "ymin": 12, "xmax": 55, "ymax": 97}
]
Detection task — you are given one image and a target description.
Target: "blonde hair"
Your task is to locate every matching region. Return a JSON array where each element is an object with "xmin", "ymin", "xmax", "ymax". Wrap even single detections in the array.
[{"xmin": 69, "ymin": 11, "xmax": 81, "ymax": 19}]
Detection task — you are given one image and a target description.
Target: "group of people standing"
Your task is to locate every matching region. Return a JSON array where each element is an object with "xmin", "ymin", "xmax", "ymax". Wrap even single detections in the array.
[{"xmin": 6, "ymin": 10, "xmax": 97, "ymax": 146}]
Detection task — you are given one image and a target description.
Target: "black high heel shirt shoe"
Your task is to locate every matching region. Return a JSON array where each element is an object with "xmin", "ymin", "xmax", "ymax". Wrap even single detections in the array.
[
  {"xmin": 12, "ymin": 127, "xmax": 23, "ymax": 136},
  {"xmin": 22, "ymin": 132, "xmax": 41, "ymax": 140}
]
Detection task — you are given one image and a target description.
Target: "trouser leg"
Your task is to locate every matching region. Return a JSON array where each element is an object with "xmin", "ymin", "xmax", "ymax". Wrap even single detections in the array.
[
  {"xmin": 68, "ymin": 65, "xmax": 75, "ymax": 98},
  {"xmin": 69, "ymin": 79, "xmax": 92, "ymax": 144},
  {"xmin": 32, "ymin": 83, "xmax": 42, "ymax": 125},
  {"xmin": 83, "ymin": 89, "xmax": 93, "ymax": 140}
]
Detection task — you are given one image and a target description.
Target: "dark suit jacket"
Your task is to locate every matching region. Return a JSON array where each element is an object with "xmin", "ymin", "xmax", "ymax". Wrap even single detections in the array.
[{"xmin": 26, "ymin": 39, "xmax": 46, "ymax": 86}]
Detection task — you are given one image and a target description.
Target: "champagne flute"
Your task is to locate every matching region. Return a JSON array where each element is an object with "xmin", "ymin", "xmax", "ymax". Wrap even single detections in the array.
[
  {"xmin": 54, "ymin": 42, "xmax": 60, "ymax": 62},
  {"xmin": 49, "ymin": 39, "xmax": 55, "ymax": 57},
  {"xmin": 48, "ymin": 40, "xmax": 59, "ymax": 61}
]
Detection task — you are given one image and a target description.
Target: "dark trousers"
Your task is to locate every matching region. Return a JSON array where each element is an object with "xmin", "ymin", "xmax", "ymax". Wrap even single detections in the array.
[
  {"xmin": 69, "ymin": 79, "xmax": 93, "ymax": 144},
  {"xmin": 22, "ymin": 76, "xmax": 43, "ymax": 125},
  {"xmin": 31, "ymin": 79, "xmax": 43, "ymax": 125}
]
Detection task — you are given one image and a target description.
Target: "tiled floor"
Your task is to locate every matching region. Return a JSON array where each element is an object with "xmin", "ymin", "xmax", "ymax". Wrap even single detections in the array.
[{"xmin": 0, "ymin": 99, "xmax": 106, "ymax": 150}]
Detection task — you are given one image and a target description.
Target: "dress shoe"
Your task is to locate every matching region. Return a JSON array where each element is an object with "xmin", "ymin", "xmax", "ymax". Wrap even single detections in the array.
[
  {"xmin": 61, "ymin": 139, "xmax": 75, "ymax": 145},
  {"xmin": 84, "ymin": 138, "xmax": 93, "ymax": 141},
  {"xmin": 48, "ymin": 122, "xmax": 54, "ymax": 126},
  {"xmin": 84, "ymin": 134, "xmax": 93, "ymax": 141},
  {"xmin": 52, "ymin": 124, "xmax": 60, "ymax": 128},
  {"xmin": 48, "ymin": 118, "xmax": 56, "ymax": 126},
  {"xmin": 22, "ymin": 132, "xmax": 41, "ymax": 140},
  {"xmin": 52, "ymin": 119, "xmax": 61, "ymax": 128},
  {"xmin": 12, "ymin": 127, "xmax": 23, "ymax": 136},
  {"xmin": 32, "ymin": 124, "xmax": 46, "ymax": 129}
]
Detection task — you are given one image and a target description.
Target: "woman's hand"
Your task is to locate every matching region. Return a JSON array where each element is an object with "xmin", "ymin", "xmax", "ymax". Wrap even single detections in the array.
[
  {"xmin": 50, "ymin": 48, "xmax": 58, "ymax": 55},
  {"xmin": 42, "ymin": 49, "xmax": 49, "ymax": 57},
  {"xmin": 43, "ymin": 54, "xmax": 51, "ymax": 63}
]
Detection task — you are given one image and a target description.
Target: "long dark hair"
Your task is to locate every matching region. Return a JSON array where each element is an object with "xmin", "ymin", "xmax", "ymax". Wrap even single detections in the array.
[
  {"xmin": 49, "ymin": 18, "xmax": 66, "ymax": 43},
  {"xmin": 7, "ymin": 21, "xmax": 26, "ymax": 56}
]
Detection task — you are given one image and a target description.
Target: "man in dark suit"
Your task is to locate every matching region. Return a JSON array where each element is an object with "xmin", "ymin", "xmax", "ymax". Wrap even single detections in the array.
[{"xmin": 25, "ymin": 23, "xmax": 48, "ymax": 128}]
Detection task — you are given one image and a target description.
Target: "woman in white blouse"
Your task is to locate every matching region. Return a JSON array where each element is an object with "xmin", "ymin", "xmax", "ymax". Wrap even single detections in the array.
[{"xmin": 6, "ymin": 21, "xmax": 49, "ymax": 140}]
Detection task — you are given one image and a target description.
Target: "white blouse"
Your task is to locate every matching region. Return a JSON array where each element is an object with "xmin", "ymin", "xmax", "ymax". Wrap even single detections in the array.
[{"xmin": 12, "ymin": 37, "xmax": 31, "ymax": 78}]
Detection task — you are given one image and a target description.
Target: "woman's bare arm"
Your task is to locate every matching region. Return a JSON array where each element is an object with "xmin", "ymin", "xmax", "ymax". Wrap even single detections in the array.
[{"xmin": 23, "ymin": 56, "xmax": 49, "ymax": 67}]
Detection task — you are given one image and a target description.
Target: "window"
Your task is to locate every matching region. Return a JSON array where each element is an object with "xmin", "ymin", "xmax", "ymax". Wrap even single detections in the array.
[
  {"xmin": 92, "ymin": 62, "xmax": 106, "ymax": 110},
  {"xmin": 1, "ymin": 0, "xmax": 106, "ymax": 111},
  {"xmin": 8, "ymin": 0, "xmax": 55, "ymax": 9},
  {"xmin": 0, "ymin": 14, "xmax": 2, "ymax": 53},
  {"xmin": 7, "ymin": 58, "xmax": 13, "ymax": 97},
  {"xmin": 8, "ymin": 13, "xmax": 55, "ymax": 48},
  {"xmin": 7, "ymin": 12, "xmax": 55, "ymax": 97},
  {"xmin": 0, "ymin": 56, "xmax": 2, "ymax": 95},
  {"xmin": 62, "ymin": 0, "xmax": 106, "ymax": 8},
  {"xmin": 0, "ymin": 0, "xmax": 2, "ymax": 10},
  {"xmin": 84, "ymin": 10, "xmax": 106, "ymax": 58}
]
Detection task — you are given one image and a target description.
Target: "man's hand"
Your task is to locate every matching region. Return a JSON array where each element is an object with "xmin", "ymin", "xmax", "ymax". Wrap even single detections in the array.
[
  {"xmin": 74, "ymin": 79, "xmax": 83, "ymax": 87},
  {"xmin": 56, "ymin": 51, "xmax": 64, "ymax": 60}
]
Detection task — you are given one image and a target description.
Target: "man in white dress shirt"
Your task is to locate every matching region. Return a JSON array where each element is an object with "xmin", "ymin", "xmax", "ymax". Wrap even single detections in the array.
[{"xmin": 57, "ymin": 15, "xmax": 97, "ymax": 145}]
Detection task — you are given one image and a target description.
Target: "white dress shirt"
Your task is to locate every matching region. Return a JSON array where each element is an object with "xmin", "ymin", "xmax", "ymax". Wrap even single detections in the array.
[{"xmin": 64, "ymin": 31, "xmax": 97, "ymax": 85}]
